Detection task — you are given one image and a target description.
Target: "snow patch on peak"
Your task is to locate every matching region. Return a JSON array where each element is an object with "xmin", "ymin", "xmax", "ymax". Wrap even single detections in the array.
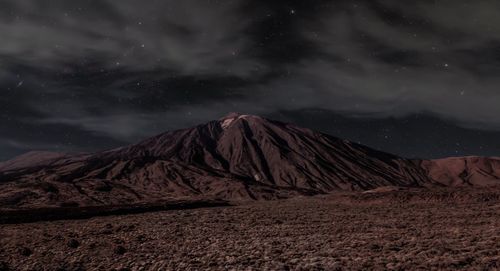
[
  {"xmin": 220, "ymin": 113, "xmax": 261, "ymax": 129},
  {"xmin": 222, "ymin": 112, "xmax": 243, "ymax": 119},
  {"xmin": 221, "ymin": 118, "xmax": 235, "ymax": 129},
  {"xmin": 238, "ymin": 114, "xmax": 252, "ymax": 119}
]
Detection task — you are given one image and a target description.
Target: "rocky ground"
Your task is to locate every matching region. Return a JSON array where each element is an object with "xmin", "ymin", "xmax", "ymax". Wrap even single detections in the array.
[{"xmin": 1, "ymin": 189, "xmax": 500, "ymax": 270}]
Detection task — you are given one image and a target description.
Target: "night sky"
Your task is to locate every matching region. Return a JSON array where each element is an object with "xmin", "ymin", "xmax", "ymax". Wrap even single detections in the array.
[{"xmin": 2, "ymin": 0, "xmax": 500, "ymax": 161}]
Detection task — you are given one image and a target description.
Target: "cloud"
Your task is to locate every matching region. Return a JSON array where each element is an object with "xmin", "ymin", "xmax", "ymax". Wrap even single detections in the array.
[
  {"xmin": 2, "ymin": 0, "xmax": 500, "ymax": 160},
  {"xmin": 253, "ymin": 0, "xmax": 500, "ymax": 130},
  {"xmin": 0, "ymin": 0, "xmax": 265, "ymax": 77},
  {"xmin": 0, "ymin": 0, "xmax": 271, "ymax": 159}
]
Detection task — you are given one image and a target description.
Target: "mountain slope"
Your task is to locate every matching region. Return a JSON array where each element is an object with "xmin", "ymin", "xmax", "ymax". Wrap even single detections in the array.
[
  {"xmin": 0, "ymin": 113, "xmax": 498, "ymax": 208},
  {"xmin": 421, "ymin": 156, "xmax": 500, "ymax": 187},
  {"xmin": 0, "ymin": 151, "xmax": 86, "ymax": 172},
  {"xmin": 101, "ymin": 113, "xmax": 431, "ymax": 189}
]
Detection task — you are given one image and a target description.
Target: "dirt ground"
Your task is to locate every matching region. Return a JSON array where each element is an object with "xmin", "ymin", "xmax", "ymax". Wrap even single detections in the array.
[{"xmin": 1, "ymin": 191, "xmax": 500, "ymax": 270}]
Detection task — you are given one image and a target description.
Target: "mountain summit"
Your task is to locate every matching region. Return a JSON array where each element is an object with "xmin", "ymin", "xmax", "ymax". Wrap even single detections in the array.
[{"xmin": 0, "ymin": 114, "xmax": 499, "ymax": 208}]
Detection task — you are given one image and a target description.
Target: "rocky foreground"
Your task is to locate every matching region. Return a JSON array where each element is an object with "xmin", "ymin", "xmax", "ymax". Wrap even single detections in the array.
[{"xmin": 1, "ymin": 188, "xmax": 499, "ymax": 270}]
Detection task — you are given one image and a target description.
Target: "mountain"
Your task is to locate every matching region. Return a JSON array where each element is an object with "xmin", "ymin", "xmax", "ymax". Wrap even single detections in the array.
[
  {"xmin": 421, "ymin": 156, "xmax": 500, "ymax": 187},
  {"xmin": 0, "ymin": 113, "xmax": 498, "ymax": 209},
  {"xmin": 0, "ymin": 151, "xmax": 88, "ymax": 172}
]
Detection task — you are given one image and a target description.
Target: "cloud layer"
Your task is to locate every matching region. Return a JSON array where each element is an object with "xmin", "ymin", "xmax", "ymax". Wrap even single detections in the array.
[{"xmin": 2, "ymin": 0, "xmax": 500, "ymax": 159}]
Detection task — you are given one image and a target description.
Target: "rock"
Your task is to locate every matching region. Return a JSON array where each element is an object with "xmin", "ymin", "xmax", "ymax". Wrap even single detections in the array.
[
  {"xmin": 19, "ymin": 247, "xmax": 32, "ymax": 256},
  {"xmin": 0, "ymin": 261, "xmax": 10, "ymax": 271},
  {"xmin": 67, "ymin": 239, "xmax": 80, "ymax": 248},
  {"xmin": 114, "ymin": 245, "xmax": 127, "ymax": 255}
]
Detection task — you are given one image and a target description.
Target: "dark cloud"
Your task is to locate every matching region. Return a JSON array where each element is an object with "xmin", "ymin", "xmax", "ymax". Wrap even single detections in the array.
[
  {"xmin": 264, "ymin": 0, "xmax": 500, "ymax": 129},
  {"xmin": 0, "ymin": 0, "xmax": 265, "ymax": 75},
  {"xmin": 1, "ymin": 0, "xmax": 500, "ymax": 160}
]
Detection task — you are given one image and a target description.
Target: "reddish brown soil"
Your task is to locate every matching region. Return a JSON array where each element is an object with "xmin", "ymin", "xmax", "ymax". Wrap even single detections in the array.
[{"xmin": 1, "ymin": 189, "xmax": 499, "ymax": 270}]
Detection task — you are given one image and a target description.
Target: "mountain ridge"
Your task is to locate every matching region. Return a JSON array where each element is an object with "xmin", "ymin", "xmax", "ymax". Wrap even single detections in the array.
[{"xmin": 0, "ymin": 113, "xmax": 499, "ymax": 209}]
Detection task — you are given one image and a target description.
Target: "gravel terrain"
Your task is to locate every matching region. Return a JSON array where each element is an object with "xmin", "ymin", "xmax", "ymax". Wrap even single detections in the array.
[{"xmin": 1, "ymin": 191, "xmax": 500, "ymax": 270}]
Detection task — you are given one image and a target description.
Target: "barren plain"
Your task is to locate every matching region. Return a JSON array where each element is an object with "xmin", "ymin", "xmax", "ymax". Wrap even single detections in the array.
[{"xmin": 1, "ymin": 188, "xmax": 499, "ymax": 270}]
